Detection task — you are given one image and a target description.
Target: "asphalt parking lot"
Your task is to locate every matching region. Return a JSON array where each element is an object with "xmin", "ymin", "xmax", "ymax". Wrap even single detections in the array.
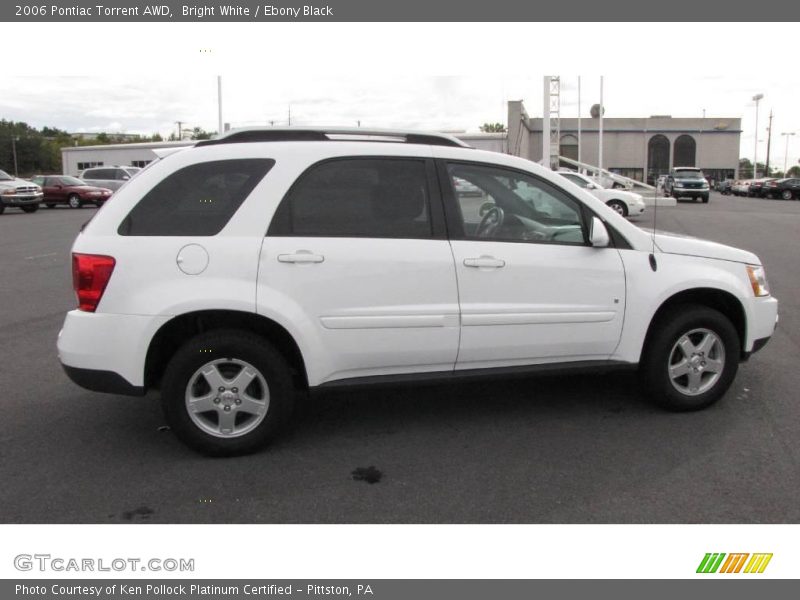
[{"xmin": 0, "ymin": 193, "xmax": 798, "ymax": 524}]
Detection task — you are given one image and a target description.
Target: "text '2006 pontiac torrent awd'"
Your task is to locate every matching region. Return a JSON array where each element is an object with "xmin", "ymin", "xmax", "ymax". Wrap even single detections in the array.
[{"xmin": 57, "ymin": 128, "xmax": 778, "ymax": 455}]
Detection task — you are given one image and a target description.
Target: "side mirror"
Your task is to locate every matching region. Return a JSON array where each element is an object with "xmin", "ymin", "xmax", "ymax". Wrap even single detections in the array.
[
  {"xmin": 122, "ymin": 175, "xmax": 130, "ymax": 181},
  {"xmin": 590, "ymin": 216, "xmax": 610, "ymax": 248}
]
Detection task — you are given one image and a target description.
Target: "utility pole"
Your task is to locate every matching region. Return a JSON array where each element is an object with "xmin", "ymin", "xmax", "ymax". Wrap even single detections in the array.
[
  {"xmin": 175, "ymin": 121, "xmax": 185, "ymax": 140},
  {"xmin": 765, "ymin": 109, "xmax": 773, "ymax": 177},
  {"xmin": 752, "ymin": 93, "xmax": 763, "ymax": 178},
  {"xmin": 598, "ymin": 76, "xmax": 604, "ymax": 172},
  {"xmin": 577, "ymin": 76, "xmax": 581, "ymax": 167},
  {"xmin": 288, "ymin": 105, "xmax": 292, "ymax": 127},
  {"xmin": 217, "ymin": 76, "xmax": 223, "ymax": 136}
]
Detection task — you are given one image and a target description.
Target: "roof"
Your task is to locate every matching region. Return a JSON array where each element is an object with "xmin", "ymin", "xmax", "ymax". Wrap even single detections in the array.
[{"xmin": 196, "ymin": 127, "xmax": 472, "ymax": 148}]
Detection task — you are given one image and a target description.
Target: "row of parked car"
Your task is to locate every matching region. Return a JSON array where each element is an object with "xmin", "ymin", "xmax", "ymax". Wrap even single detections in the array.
[
  {"xmin": 0, "ymin": 166, "xmax": 141, "ymax": 214},
  {"xmin": 716, "ymin": 177, "xmax": 800, "ymax": 200}
]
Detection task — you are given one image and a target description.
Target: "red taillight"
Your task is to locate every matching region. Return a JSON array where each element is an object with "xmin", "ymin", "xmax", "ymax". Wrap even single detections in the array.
[{"xmin": 72, "ymin": 253, "xmax": 116, "ymax": 312}]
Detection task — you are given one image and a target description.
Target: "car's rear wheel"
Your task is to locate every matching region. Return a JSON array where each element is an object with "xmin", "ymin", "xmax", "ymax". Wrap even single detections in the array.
[
  {"xmin": 68, "ymin": 194, "xmax": 82, "ymax": 209},
  {"xmin": 161, "ymin": 329, "xmax": 295, "ymax": 456},
  {"xmin": 782, "ymin": 189, "xmax": 793, "ymax": 201},
  {"xmin": 640, "ymin": 304, "xmax": 739, "ymax": 411},
  {"xmin": 21, "ymin": 205, "xmax": 39, "ymax": 213},
  {"xmin": 607, "ymin": 199, "xmax": 628, "ymax": 216}
]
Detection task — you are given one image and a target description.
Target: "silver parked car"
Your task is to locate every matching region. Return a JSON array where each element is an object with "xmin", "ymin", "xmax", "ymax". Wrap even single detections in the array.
[{"xmin": 78, "ymin": 166, "xmax": 141, "ymax": 191}]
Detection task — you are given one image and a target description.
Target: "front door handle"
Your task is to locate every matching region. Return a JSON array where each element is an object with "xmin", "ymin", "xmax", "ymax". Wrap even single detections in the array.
[
  {"xmin": 463, "ymin": 256, "xmax": 505, "ymax": 269},
  {"xmin": 277, "ymin": 250, "xmax": 325, "ymax": 264}
]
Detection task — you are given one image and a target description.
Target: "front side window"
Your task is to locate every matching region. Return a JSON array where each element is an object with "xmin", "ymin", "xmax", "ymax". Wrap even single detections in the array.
[
  {"xmin": 268, "ymin": 158, "xmax": 432, "ymax": 239},
  {"xmin": 118, "ymin": 159, "xmax": 274, "ymax": 236},
  {"xmin": 447, "ymin": 162, "xmax": 586, "ymax": 245}
]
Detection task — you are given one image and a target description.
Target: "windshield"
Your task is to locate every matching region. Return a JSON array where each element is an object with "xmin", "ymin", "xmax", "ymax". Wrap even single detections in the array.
[
  {"xmin": 0, "ymin": 170, "xmax": 13, "ymax": 181},
  {"xmin": 60, "ymin": 176, "xmax": 86, "ymax": 186},
  {"xmin": 674, "ymin": 169, "xmax": 705, "ymax": 179},
  {"xmin": 124, "ymin": 167, "xmax": 142, "ymax": 175}
]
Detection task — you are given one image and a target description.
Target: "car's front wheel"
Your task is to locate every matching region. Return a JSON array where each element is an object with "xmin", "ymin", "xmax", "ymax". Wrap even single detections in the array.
[
  {"xmin": 607, "ymin": 199, "xmax": 628, "ymax": 216},
  {"xmin": 161, "ymin": 329, "xmax": 295, "ymax": 456},
  {"xmin": 21, "ymin": 204, "xmax": 39, "ymax": 213},
  {"xmin": 641, "ymin": 305, "xmax": 739, "ymax": 411}
]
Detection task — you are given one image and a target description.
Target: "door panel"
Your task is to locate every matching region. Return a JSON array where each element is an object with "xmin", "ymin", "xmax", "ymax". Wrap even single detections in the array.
[
  {"xmin": 258, "ymin": 156, "xmax": 459, "ymax": 385},
  {"xmin": 259, "ymin": 238, "xmax": 459, "ymax": 384},
  {"xmin": 451, "ymin": 240, "xmax": 625, "ymax": 368},
  {"xmin": 439, "ymin": 160, "xmax": 626, "ymax": 369}
]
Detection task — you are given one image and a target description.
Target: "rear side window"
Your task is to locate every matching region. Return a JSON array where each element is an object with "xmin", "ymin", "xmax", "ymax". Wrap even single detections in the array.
[
  {"xmin": 118, "ymin": 159, "xmax": 274, "ymax": 236},
  {"xmin": 268, "ymin": 158, "xmax": 432, "ymax": 239}
]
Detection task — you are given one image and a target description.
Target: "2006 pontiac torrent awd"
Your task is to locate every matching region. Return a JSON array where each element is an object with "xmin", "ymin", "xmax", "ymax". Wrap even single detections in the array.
[{"xmin": 58, "ymin": 128, "xmax": 779, "ymax": 455}]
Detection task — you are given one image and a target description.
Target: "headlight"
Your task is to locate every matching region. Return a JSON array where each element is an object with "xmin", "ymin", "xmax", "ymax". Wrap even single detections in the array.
[
  {"xmin": 746, "ymin": 265, "xmax": 770, "ymax": 297},
  {"xmin": 674, "ymin": 182, "xmax": 684, "ymax": 188},
  {"xmin": 1, "ymin": 188, "xmax": 16, "ymax": 196}
]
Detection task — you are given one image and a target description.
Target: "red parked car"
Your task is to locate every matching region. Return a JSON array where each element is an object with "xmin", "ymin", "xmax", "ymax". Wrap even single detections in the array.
[{"xmin": 30, "ymin": 175, "xmax": 113, "ymax": 208}]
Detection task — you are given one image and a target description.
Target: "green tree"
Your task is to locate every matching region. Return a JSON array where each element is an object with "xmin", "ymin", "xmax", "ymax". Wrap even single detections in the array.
[{"xmin": 479, "ymin": 123, "xmax": 506, "ymax": 133}]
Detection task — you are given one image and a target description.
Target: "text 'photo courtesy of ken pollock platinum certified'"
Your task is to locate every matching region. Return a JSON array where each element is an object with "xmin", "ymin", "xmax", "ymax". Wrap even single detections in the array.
[{"xmin": 15, "ymin": 4, "xmax": 335, "ymax": 18}]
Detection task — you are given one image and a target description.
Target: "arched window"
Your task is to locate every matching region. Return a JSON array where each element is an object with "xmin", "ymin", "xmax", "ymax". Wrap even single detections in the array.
[
  {"xmin": 559, "ymin": 134, "xmax": 579, "ymax": 161},
  {"xmin": 674, "ymin": 135, "xmax": 697, "ymax": 167},
  {"xmin": 647, "ymin": 135, "xmax": 670, "ymax": 184}
]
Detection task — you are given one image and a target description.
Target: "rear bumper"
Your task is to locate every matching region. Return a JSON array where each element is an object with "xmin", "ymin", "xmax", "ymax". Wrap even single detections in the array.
[
  {"xmin": 57, "ymin": 310, "xmax": 170, "ymax": 393},
  {"xmin": 62, "ymin": 364, "xmax": 145, "ymax": 396}
]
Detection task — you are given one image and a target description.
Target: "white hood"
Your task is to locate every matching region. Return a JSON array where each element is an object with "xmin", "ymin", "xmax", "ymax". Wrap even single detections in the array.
[{"xmin": 653, "ymin": 231, "xmax": 760, "ymax": 265}]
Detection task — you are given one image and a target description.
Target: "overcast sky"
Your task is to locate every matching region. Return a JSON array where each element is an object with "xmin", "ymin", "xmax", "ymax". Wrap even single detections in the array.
[{"xmin": 2, "ymin": 22, "xmax": 799, "ymax": 168}]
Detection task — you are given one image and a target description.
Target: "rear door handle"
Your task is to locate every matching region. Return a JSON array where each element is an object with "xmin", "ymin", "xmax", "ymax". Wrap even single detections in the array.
[
  {"xmin": 463, "ymin": 256, "xmax": 505, "ymax": 269},
  {"xmin": 277, "ymin": 251, "xmax": 325, "ymax": 264}
]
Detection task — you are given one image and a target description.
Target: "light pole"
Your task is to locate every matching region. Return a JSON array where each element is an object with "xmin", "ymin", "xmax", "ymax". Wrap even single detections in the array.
[
  {"xmin": 782, "ymin": 132, "xmax": 796, "ymax": 175},
  {"xmin": 752, "ymin": 93, "xmax": 763, "ymax": 178}
]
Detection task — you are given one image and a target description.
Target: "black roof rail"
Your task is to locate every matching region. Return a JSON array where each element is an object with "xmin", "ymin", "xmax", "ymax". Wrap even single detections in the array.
[{"xmin": 195, "ymin": 127, "xmax": 472, "ymax": 148}]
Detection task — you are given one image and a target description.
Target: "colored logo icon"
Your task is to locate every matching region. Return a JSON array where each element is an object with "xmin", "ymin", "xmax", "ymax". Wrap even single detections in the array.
[{"xmin": 697, "ymin": 553, "xmax": 773, "ymax": 574}]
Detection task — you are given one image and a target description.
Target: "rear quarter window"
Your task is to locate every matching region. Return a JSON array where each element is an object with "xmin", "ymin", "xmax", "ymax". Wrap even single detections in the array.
[{"xmin": 117, "ymin": 159, "xmax": 274, "ymax": 236}]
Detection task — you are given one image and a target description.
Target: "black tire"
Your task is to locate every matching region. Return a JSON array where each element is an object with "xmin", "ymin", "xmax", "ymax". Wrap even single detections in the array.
[
  {"xmin": 161, "ymin": 329, "xmax": 296, "ymax": 456},
  {"xmin": 68, "ymin": 194, "xmax": 83, "ymax": 209},
  {"xmin": 640, "ymin": 304, "xmax": 739, "ymax": 412},
  {"xmin": 781, "ymin": 189, "xmax": 793, "ymax": 201},
  {"xmin": 21, "ymin": 204, "xmax": 39, "ymax": 213},
  {"xmin": 0, "ymin": 205, "xmax": 5, "ymax": 215},
  {"xmin": 701, "ymin": 196, "xmax": 709, "ymax": 203},
  {"xmin": 45, "ymin": 203, "xmax": 56, "ymax": 208},
  {"xmin": 606, "ymin": 199, "xmax": 628, "ymax": 217}
]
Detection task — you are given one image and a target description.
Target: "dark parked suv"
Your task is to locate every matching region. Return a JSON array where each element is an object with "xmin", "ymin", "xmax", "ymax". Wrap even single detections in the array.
[{"xmin": 665, "ymin": 168, "xmax": 710, "ymax": 203}]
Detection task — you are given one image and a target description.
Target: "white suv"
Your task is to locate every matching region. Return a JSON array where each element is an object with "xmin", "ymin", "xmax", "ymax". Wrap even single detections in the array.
[{"xmin": 58, "ymin": 128, "xmax": 778, "ymax": 455}]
